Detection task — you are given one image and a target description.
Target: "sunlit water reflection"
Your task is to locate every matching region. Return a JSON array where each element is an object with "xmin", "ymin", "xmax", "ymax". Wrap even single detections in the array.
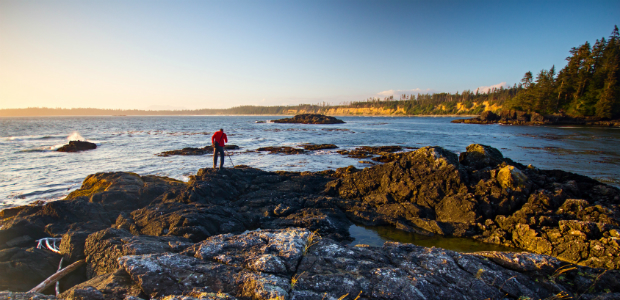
[{"xmin": 348, "ymin": 224, "xmax": 520, "ymax": 252}]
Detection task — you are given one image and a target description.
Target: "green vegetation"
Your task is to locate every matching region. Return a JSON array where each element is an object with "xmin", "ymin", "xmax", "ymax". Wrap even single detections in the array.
[{"xmin": 506, "ymin": 26, "xmax": 620, "ymax": 119}]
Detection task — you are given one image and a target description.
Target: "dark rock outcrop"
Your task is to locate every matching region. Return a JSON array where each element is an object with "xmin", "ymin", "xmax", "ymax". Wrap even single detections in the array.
[
  {"xmin": 452, "ymin": 109, "xmax": 620, "ymax": 126},
  {"xmin": 301, "ymin": 144, "xmax": 338, "ymax": 151},
  {"xmin": 56, "ymin": 141, "xmax": 97, "ymax": 152},
  {"xmin": 0, "ymin": 172, "xmax": 186, "ymax": 250},
  {"xmin": 113, "ymin": 202, "xmax": 248, "ymax": 242},
  {"xmin": 256, "ymin": 146, "xmax": 305, "ymax": 155},
  {"xmin": 273, "ymin": 114, "xmax": 345, "ymax": 124},
  {"xmin": 337, "ymin": 146, "xmax": 407, "ymax": 163},
  {"xmin": 0, "ymin": 247, "xmax": 61, "ymax": 292},
  {"xmin": 326, "ymin": 145, "xmax": 620, "ymax": 269},
  {"xmin": 59, "ymin": 268, "xmax": 145, "ymax": 300},
  {"xmin": 157, "ymin": 145, "xmax": 240, "ymax": 157}
]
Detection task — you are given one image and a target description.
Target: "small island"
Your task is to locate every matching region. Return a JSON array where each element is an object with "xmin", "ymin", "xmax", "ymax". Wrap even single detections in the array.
[
  {"xmin": 273, "ymin": 114, "xmax": 345, "ymax": 124},
  {"xmin": 56, "ymin": 141, "xmax": 97, "ymax": 152}
]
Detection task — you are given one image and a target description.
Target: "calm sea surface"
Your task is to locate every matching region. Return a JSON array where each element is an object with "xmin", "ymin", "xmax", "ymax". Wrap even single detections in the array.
[{"xmin": 1, "ymin": 116, "xmax": 619, "ymax": 209}]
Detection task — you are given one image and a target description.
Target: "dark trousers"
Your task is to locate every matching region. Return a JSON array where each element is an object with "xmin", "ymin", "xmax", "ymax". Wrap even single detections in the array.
[{"xmin": 213, "ymin": 145, "xmax": 225, "ymax": 168}]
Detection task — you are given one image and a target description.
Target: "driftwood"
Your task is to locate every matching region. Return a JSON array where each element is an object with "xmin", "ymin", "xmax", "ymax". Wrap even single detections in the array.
[
  {"xmin": 55, "ymin": 257, "xmax": 64, "ymax": 296},
  {"xmin": 28, "ymin": 259, "xmax": 85, "ymax": 293}
]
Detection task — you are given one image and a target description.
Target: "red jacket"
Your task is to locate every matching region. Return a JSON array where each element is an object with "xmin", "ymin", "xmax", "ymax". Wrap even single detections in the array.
[{"xmin": 211, "ymin": 131, "xmax": 227, "ymax": 147}]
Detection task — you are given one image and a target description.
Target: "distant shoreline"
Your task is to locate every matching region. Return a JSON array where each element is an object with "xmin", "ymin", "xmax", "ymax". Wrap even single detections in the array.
[{"xmin": 0, "ymin": 113, "xmax": 479, "ymax": 118}]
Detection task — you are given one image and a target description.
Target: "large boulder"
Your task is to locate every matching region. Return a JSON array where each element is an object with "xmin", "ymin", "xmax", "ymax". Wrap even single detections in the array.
[{"xmin": 458, "ymin": 144, "xmax": 505, "ymax": 169}]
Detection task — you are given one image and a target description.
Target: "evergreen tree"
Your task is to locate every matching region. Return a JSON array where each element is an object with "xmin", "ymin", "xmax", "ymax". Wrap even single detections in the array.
[
  {"xmin": 595, "ymin": 59, "xmax": 618, "ymax": 118},
  {"xmin": 521, "ymin": 71, "xmax": 533, "ymax": 88}
]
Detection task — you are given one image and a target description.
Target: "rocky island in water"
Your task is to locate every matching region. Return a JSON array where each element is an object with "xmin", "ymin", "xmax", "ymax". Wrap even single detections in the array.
[
  {"xmin": 1, "ymin": 144, "xmax": 620, "ymax": 300},
  {"xmin": 272, "ymin": 114, "xmax": 345, "ymax": 124}
]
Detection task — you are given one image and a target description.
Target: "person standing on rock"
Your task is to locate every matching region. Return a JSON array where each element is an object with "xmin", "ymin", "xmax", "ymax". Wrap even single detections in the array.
[{"xmin": 211, "ymin": 128, "xmax": 228, "ymax": 169}]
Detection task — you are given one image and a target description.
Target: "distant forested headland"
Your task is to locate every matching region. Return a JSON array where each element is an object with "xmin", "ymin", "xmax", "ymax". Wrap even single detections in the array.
[
  {"xmin": 3, "ymin": 26, "xmax": 618, "ymax": 119},
  {"xmin": 505, "ymin": 26, "xmax": 620, "ymax": 119}
]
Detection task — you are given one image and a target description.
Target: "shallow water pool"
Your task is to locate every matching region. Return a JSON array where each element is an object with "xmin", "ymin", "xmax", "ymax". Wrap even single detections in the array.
[{"xmin": 348, "ymin": 224, "xmax": 521, "ymax": 252}]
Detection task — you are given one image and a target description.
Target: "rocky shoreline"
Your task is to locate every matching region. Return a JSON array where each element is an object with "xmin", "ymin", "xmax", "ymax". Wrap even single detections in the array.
[
  {"xmin": 1, "ymin": 145, "xmax": 619, "ymax": 299},
  {"xmin": 452, "ymin": 110, "xmax": 620, "ymax": 127}
]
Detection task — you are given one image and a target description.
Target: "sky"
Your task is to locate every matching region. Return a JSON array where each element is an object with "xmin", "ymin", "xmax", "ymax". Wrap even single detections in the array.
[{"xmin": 1, "ymin": 0, "xmax": 619, "ymax": 110}]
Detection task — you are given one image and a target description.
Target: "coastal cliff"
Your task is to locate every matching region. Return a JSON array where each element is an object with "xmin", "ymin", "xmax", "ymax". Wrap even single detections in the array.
[{"xmin": 1, "ymin": 145, "xmax": 619, "ymax": 299}]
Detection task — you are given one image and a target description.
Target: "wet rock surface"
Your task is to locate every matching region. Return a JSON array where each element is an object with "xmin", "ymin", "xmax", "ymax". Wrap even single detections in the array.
[
  {"xmin": 273, "ymin": 114, "xmax": 345, "ymax": 124},
  {"xmin": 256, "ymin": 146, "xmax": 306, "ymax": 155},
  {"xmin": 255, "ymin": 144, "xmax": 338, "ymax": 154},
  {"xmin": 300, "ymin": 144, "xmax": 338, "ymax": 151},
  {"xmin": 452, "ymin": 109, "xmax": 620, "ymax": 127},
  {"xmin": 56, "ymin": 141, "xmax": 97, "ymax": 152},
  {"xmin": 337, "ymin": 146, "xmax": 409, "ymax": 163},
  {"xmin": 157, "ymin": 145, "xmax": 240, "ymax": 157},
  {"xmin": 1, "ymin": 144, "xmax": 620, "ymax": 298}
]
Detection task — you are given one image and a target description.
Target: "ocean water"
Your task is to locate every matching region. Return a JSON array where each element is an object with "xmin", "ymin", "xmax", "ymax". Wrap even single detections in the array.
[{"xmin": 1, "ymin": 115, "xmax": 619, "ymax": 209}]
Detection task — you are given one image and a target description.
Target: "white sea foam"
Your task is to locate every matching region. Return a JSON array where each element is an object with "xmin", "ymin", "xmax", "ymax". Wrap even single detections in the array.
[
  {"xmin": 50, "ymin": 144, "xmax": 65, "ymax": 150},
  {"xmin": 67, "ymin": 131, "xmax": 86, "ymax": 141}
]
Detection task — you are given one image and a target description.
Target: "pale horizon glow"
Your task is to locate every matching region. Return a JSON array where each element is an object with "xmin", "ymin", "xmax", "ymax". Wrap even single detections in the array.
[{"xmin": 1, "ymin": 0, "xmax": 618, "ymax": 110}]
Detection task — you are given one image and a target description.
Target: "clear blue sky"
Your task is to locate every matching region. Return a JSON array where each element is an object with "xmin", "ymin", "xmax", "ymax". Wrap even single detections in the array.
[{"xmin": 1, "ymin": 0, "xmax": 618, "ymax": 110}]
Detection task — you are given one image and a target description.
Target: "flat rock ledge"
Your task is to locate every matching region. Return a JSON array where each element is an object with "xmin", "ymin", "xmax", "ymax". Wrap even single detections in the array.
[
  {"xmin": 2, "ymin": 228, "xmax": 620, "ymax": 300},
  {"xmin": 1, "ymin": 144, "xmax": 620, "ymax": 299},
  {"xmin": 273, "ymin": 114, "xmax": 345, "ymax": 124},
  {"xmin": 158, "ymin": 145, "xmax": 240, "ymax": 157},
  {"xmin": 256, "ymin": 144, "xmax": 338, "ymax": 154},
  {"xmin": 56, "ymin": 141, "xmax": 97, "ymax": 152}
]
